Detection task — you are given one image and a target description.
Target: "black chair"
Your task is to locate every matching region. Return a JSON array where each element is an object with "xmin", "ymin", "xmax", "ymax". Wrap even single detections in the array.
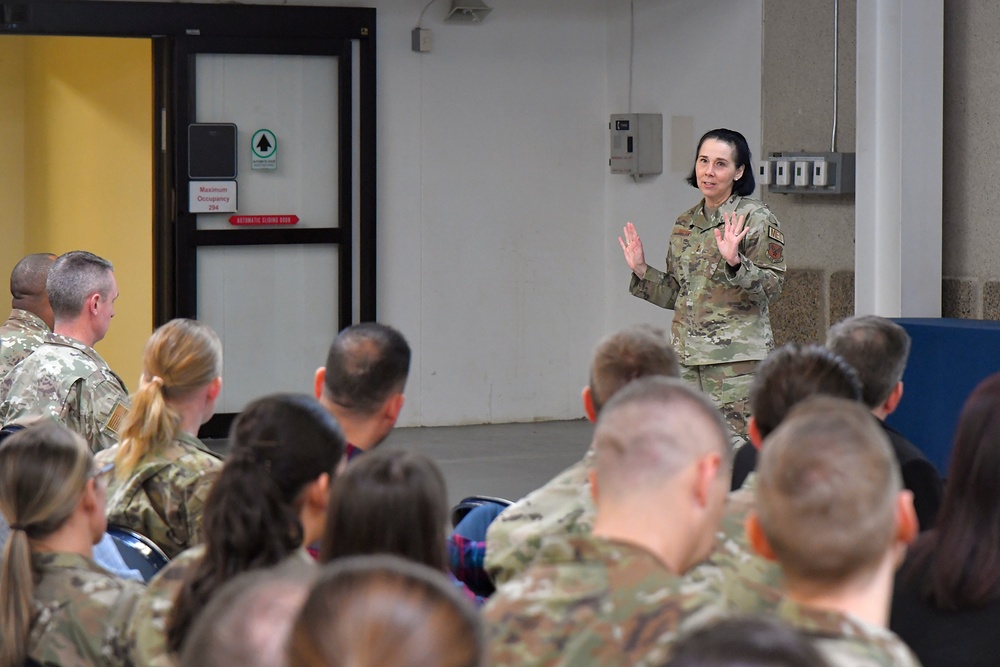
[
  {"xmin": 450, "ymin": 495, "xmax": 513, "ymax": 529},
  {"xmin": 0, "ymin": 423, "xmax": 26, "ymax": 442},
  {"xmin": 106, "ymin": 524, "xmax": 169, "ymax": 582}
]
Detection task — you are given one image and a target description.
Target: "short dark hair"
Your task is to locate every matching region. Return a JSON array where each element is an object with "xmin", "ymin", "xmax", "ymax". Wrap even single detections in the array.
[
  {"xmin": 826, "ymin": 315, "xmax": 911, "ymax": 409},
  {"xmin": 589, "ymin": 325, "xmax": 680, "ymax": 414},
  {"xmin": 288, "ymin": 555, "xmax": 483, "ymax": 667},
  {"xmin": 46, "ymin": 251, "xmax": 114, "ymax": 320},
  {"xmin": 324, "ymin": 322, "xmax": 411, "ymax": 415},
  {"xmin": 686, "ymin": 128, "xmax": 756, "ymax": 197},
  {"xmin": 320, "ymin": 449, "xmax": 448, "ymax": 572},
  {"xmin": 757, "ymin": 397, "xmax": 899, "ymax": 585},
  {"xmin": 750, "ymin": 343, "xmax": 863, "ymax": 439},
  {"xmin": 180, "ymin": 568, "xmax": 315, "ymax": 667},
  {"xmin": 594, "ymin": 376, "xmax": 734, "ymax": 499},
  {"xmin": 10, "ymin": 253, "xmax": 55, "ymax": 301},
  {"xmin": 906, "ymin": 372, "xmax": 1000, "ymax": 609},
  {"xmin": 665, "ymin": 616, "xmax": 829, "ymax": 667}
]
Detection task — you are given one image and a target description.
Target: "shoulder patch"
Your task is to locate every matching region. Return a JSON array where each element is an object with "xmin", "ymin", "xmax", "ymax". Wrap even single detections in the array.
[
  {"xmin": 767, "ymin": 226, "xmax": 784, "ymax": 244},
  {"xmin": 767, "ymin": 242, "xmax": 784, "ymax": 262},
  {"xmin": 104, "ymin": 400, "xmax": 129, "ymax": 436}
]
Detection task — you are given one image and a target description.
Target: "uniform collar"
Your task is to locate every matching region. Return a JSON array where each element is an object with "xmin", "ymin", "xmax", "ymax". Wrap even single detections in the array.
[
  {"xmin": 6, "ymin": 309, "xmax": 50, "ymax": 332},
  {"xmin": 31, "ymin": 550, "xmax": 102, "ymax": 573},
  {"xmin": 693, "ymin": 195, "xmax": 740, "ymax": 230}
]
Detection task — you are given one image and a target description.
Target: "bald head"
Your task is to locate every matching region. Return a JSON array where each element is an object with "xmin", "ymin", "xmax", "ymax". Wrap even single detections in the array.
[
  {"xmin": 593, "ymin": 376, "xmax": 731, "ymax": 503},
  {"xmin": 10, "ymin": 253, "xmax": 56, "ymax": 329}
]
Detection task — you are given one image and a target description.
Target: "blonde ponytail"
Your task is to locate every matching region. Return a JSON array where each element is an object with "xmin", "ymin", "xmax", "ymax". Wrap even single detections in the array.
[
  {"xmin": 114, "ymin": 319, "xmax": 222, "ymax": 478},
  {"xmin": 115, "ymin": 377, "xmax": 181, "ymax": 477}
]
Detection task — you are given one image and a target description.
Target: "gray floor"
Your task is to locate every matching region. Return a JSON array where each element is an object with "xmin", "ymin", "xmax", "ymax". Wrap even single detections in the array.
[
  {"xmin": 207, "ymin": 419, "xmax": 593, "ymax": 507},
  {"xmin": 384, "ymin": 419, "xmax": 593, "ymax": 506}
]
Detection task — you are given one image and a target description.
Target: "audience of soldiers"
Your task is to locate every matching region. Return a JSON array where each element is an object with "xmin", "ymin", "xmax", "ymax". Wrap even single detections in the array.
[{"xmin": 0, "ymin": 251, "xmax": 975, "ymax": 667}]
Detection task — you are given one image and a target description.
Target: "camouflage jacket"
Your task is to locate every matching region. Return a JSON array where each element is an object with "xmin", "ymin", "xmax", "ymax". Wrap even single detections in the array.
[
  {"xmin": 684, "ymin": 473, "xmax": 784, "ymax": 612},
  {"xmin": 98, "ymin": 433, "xmax": 224, "ymax": 559},
  {"xmin": 28, "ymin": 551, "xmax": 143, "ymax": 667},
  {"xmin": 778, "ymin": 598, "xmax": 923, "ymax": 667},
  {"xmin": 629, "ymin": 195, "xmax": 786, "ymax": 366},
  {"xmin": 485, "ymin": 449, "xmax": 596, "ymax": 587},
  {"xmin": 484, "ymin": 534, "xmax": 725, "ymax": 667},
  {"xmin": 0, "ymin": 332, "xmax": 130, "ymax": 452},
  {"xmin": 127, "ymin": 546, "xmax": 315, "ymax": 667},
  {"xmin": 0, "ymin": 308, "xmax": 50, "ymax": 379}
]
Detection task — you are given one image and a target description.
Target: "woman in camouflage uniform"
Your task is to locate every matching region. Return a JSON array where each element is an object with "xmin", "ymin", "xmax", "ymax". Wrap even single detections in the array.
[
  {"xmin": 126, "ymin": 394, "xmax": 346, "ymax": 667},
  {"xmin": 98, "ymin": 318, "xmax": 225, "ymax": 558},
  {"xmin": 620, "ymin": 128, "xmax": 786, "ymax": 443},
  {"xmin": 0, "ymin": 422, "xmax": 142, "ymax": 667}
]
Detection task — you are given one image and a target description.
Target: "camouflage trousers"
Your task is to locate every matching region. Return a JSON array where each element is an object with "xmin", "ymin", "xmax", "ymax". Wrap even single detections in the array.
[{"xmin": 681, "ymin": 360, "xmax": 758, "ymax": 448}]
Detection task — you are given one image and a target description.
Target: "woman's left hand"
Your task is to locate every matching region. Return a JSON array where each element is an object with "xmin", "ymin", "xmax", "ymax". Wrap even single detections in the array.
[{"xmin": 714, "ymin": 212, "xmax": 749, "ymax": 267}]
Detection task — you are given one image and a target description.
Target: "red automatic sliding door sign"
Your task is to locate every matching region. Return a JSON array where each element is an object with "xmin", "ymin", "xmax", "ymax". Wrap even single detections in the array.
[{"xmin": 228, "ymin": 214, "xmax": 300, "ymax": 226}]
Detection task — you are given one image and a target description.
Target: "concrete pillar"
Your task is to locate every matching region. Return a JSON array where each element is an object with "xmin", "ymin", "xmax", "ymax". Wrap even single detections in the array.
[{"xmin": 855, "ymin": 0, "xmax": 943, "ymax": 316}]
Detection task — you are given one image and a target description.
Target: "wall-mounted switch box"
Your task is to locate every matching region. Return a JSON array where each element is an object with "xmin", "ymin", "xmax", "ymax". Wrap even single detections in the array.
[
  {"xmin": 775, "ymin": 160, "xmax": 791, "ymax": 186},
  {"xmin": 765, "ymin": 152, "xmax": 855, "ymax": 195},
  {"xmin": 758, "ymin": 160, "xmax": 773, "ymax": 185},
  {"xmin": 813, "ymin": 160, "xmax": 829, "ymax": 186},
  {"xmin": 411, "ymin": 28, "xmax": 432, "ymax": 53},
  {"xmin": 794, "ymin": 160, "xmax": 811, "ymax": 187},
  {"xmin": 610, "ymin": 113, "xmax": 662, "ymax": 178}
]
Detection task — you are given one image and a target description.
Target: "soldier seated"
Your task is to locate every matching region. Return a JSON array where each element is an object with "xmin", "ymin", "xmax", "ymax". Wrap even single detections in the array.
[
  {"xmin": 484, "ymin": 325, "xmax": 679, "ymax": 587},
  {"xmin": 0, "ymin": 422, "xmax": 143, "ymax": 667},
  {"xmin": 746, "ymin": 397, "xmax": 920, "ymax": 667},
  {"xmin": 0, "ymin": 252, "xmax": 56, "ymax": 379},
  {"xmin": 685, "ymin": 343, "xmax": 862, "ymax": 612},
  {"xmin": 97, "ymin": 318, "xmax": 225, "ymax": 558},
  {"xmin": 484, "ymin": 377, "xmax": 731, "ymax": 667},
  {"xmin": 0, "ymin": 250, "xmax": 129, "ymax": 452}
]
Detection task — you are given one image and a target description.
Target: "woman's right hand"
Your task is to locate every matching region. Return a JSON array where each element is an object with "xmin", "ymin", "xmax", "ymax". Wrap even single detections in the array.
[{"xmin": 619, "ymin": 222, "xmax": 648, "ymax": 278}]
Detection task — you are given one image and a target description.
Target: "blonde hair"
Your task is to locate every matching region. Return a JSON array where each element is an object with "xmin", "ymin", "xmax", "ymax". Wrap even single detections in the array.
[
  {"xmin": 0, "ymin": 423, "xmax": 93, "ymax": 667},
  {"xmin": 755, "ymin": 396, "xmax": 900, "ymax": 586},
  {"xmin": 115, "ymin": 319, "xmax": 222, "ymax": 476}
]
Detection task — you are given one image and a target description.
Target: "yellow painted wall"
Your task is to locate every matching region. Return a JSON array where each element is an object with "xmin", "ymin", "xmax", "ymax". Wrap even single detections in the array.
[
  {"xmin": 23, "ymin": 36, "xmax": 152, "ymax": 389},
  {"xmin": 0, "ymin": 37, "xmax": 27, "ymax": 279}
]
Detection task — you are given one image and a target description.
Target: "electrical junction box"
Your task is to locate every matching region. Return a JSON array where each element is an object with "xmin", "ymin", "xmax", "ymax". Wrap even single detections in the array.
[
  {"xmin": 610, "ymin": 113, "xmax": 662, "ymax": 178},
  {"xmin": 765, "ymin": 151, "xmax": 856, "ymax": 195}
]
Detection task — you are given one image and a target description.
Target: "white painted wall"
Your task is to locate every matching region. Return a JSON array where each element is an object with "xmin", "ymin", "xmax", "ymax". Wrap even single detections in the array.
[
  {"xmin": 603, "ymin": 0, "xmax": 763, "ymax": 336},
  {"xmin": 373, "ymin": 0, "xmax": 762, "ymax": 426},
  {"xmin": 101, "ymin": 0, "xmax": 764, "ymax": 426}
]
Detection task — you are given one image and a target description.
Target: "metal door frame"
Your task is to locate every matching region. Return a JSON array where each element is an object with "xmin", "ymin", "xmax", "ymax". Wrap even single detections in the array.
[{"xmin": 0, "ymin": 0, "xmax": 378, "ymax": 328}]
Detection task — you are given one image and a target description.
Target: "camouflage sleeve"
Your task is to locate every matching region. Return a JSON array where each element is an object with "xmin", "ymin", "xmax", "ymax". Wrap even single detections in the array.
[
  {"xmin": 180, "ymin": 470, "xmax": 218, "ymax": 550},
  {"xmin": 126, "ymin": 551, "xmax": 198, "ymax": 667},
  {"xmin": 30, "ymin": 576, "xmax": 144, "ymax": 667},
  {"xmin": 716, "ymin": 207, "xmax": 785, "ymax": 305},
  {"xmin": 82, "ymin": 377, "xmax": 131, "ymax": 453},
  {"xmin": 629, "ymin": 265, "xmax": 680, "ymax": 309},
  {"xmin": 485, "ymin": 458, "xmax": 595, "ymax": 586},
  {"xmin": 104, "ymin": 580, "xmax": 145, "ymax": 667}
]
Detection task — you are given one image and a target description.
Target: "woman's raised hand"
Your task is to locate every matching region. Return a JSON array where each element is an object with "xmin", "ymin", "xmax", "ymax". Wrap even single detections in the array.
[
  {"xmin": 619, "ymin": 222, "xmax": 648, "ymax": 278},
  {"xmin": 714, "ymin": 212, "xmax": 749, "ymax": 267}
]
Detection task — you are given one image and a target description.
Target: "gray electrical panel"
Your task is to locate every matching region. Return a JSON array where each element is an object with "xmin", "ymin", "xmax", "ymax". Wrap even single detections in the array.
[
  {"xmin": 610, "ymin": 113, "xmax": 662, "ymax": 178},
  {"xmin": 762, "ymin": 151, "xmax": 856, "ymax": 195}
]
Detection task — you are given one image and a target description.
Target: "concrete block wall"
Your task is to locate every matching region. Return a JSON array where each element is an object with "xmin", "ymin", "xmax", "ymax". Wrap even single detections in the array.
[{"xmin": 760, "ymin": 0, "xmax": 856, "ymax": 344}]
